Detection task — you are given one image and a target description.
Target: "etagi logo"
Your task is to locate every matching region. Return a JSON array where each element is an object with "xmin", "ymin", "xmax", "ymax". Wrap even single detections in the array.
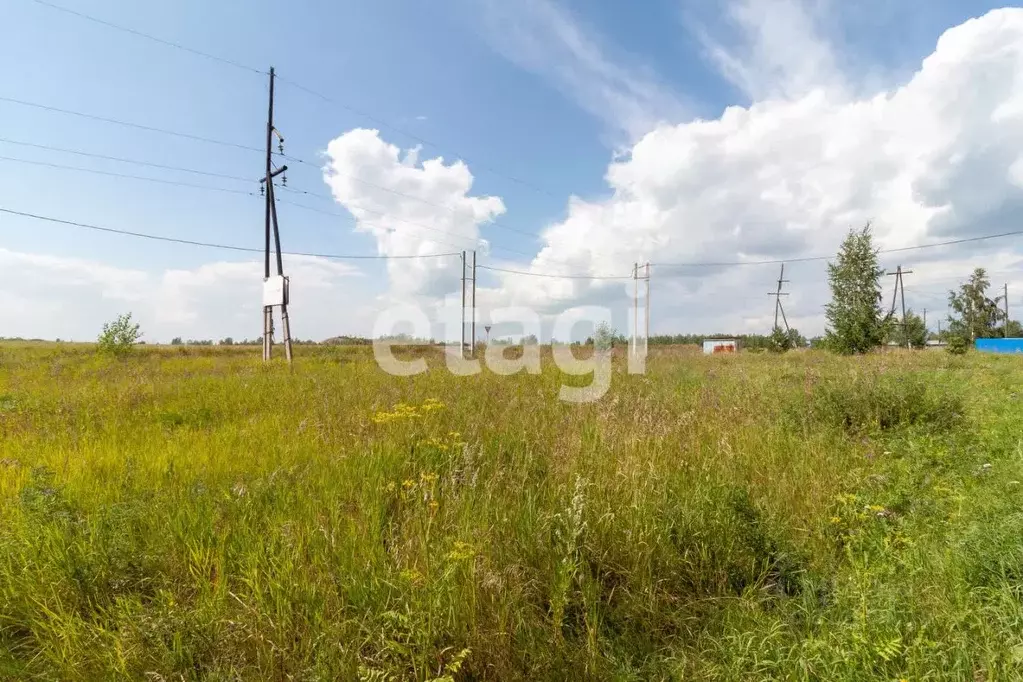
[{"xmin": 371, "ymin": 304, "xmax": 647, "ymax": 403}]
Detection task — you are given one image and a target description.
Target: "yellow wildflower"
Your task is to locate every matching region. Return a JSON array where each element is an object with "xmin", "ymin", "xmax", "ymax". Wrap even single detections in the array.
[{"xmin": 446, "ymin": 541, "xmax": 476, "ymax": 562}]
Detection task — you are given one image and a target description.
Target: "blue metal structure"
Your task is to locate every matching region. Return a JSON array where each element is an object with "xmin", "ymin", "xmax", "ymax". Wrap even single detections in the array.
[{"xmin": 975, "ymin": 338, "xmax": 1023, "ymax": 354}]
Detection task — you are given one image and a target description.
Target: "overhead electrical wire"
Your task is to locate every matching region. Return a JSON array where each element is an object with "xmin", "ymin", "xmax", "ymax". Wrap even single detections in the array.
[
  {"xmin": 30, "ymin": 0, "xmax": 266, "ymax": 75},
  {"xmin": 652, "ymin": 230, "xmax": 1023, "ymax": 269},
  {"xmin": 0, "ymin": 96, "xmax": 264, "ymax": 153},
  {"xmin": 0, "ymin": 154, "xmax": 255, "ymax": 195},
  {"xmin": 0, "ymin": 152, "xmax": 485, "ymax": 250},
  {"xmin": 0, "ymin": 137, "xmax": 253, "ymax": 182},
  {"xmin": 0, "ymin": 207, "xmax": 460, "ymax": 260},
  {"xmin": 478, "ymin": 264, "xmax": 632, "ymax": 280},
  {"xmin": 0, "ymin": 143, "xmax": 541, "ymax": 258},
  {"xmin": 283, "ymin": 154, "xmax": 542, "ymax": 240},
  {"xmin": 0, "ymin": 123, "xmax": 535, "ymax": 246},
  {"xmin": 8, "ymin": 139, "xmax": 1021, "ymax": 280},
  {"xmin": 27, "ymin": 0, "xmax": 560, "ymax": 199}
]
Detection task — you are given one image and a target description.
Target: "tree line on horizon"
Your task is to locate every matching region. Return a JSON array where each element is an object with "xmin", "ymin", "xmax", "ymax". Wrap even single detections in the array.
[{"xmin": 63, "ymin": 224, "xmax": 1018, "ymax": 354}]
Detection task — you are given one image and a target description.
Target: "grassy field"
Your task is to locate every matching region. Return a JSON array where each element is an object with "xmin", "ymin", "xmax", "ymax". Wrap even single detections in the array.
[{"xmin": 1, "ymin": 342, "xmax": 1022, "ymax": 680}]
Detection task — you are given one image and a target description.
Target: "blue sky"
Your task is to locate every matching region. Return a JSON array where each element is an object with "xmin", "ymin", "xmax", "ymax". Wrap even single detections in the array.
[{"xmin": 1, "ymin": 0, "xmax": 1021, "ymax": 341}]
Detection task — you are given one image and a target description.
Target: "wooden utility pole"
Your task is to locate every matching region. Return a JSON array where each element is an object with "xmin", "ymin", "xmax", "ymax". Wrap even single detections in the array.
[
  {"xmin": 471, "ymin": 250, "xmax": 477, "ymax": 356},
  {"xmin": 1005, "ymin": 283, "xmax": 1010, "ymax": 338},
  {"xmin": 768, "ymin": 263, "xmax": 790, "ymax": 331},
  {"xmin": 460, "ymin": 251, "xmax": 466, "ymax": 357},
  {"xmin": 644, "ymin": 262, "xmax": 651, "ymax": 356},
  {"xmin": 262, "ymin": 67, "xmax": 275, "ymax": 362},
  {"xmin": 632, "ymin": 262, "xmax": 638, "ymax": 356},
  {"xmin": 260, "ymin": 66, "xmax": 292, "ymax": 362},
  {"xmin": 886, "ymin": 265, "xmax": 913, "ymax": 347}
]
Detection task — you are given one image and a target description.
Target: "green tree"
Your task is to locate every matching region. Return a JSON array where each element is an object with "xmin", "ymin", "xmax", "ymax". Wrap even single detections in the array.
[
  {"xmin": 593, "ymin": 322, "xmax": 618, "ymax": 351},
  {"xmin": 1005, "ymin": 319, "xmax": 1023, "ymax": 337},
  {"xmin": 903, "ymin": 310, "xmax": 928, "ymax": 348},
  {"xmin": 947, "ymin": 268, "xmax": 1004, "ymax": 343},
  {"xmin": 768, "ymin": 327, "xmax": 805, "ymax": 353},
  {"xmin": 170, "ymin": 337, "xmax": 183, "ymax": 345},
  {"xmin": 769, "ymin": 326, "xmax": 790, "ymax": 353},
  {"xmin": 886, "ymin": 309, "xmax": 928, "ymax": 348},
  {"xmin": 97, "ymin": 313, "xmax": 142, "ymax": 356},
  {"xmin": 220, "ymin": 337, "xmax": 234, "ymax": 346},
  {"xmin": 947, "ymin": 335, "xmax": 968, "ymax": 355},
  {"xmin": 824, "ymin": 225, "xmax": 888, "ymax": 354}
]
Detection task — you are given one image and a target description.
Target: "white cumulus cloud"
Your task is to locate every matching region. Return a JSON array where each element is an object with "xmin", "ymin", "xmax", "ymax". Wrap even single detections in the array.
[
  {"xmin": 322, "ymin": 129, "xmax": 505, "ymax": 300},
  {"xmin": 477, "ymin": 7, "xmax": 1023, "ymax": 336}
]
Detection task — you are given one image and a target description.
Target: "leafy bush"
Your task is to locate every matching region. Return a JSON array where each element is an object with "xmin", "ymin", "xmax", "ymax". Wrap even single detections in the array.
[
  {"xmin": 97, "ymin": 313, "xmax": 142, "ymax": 356},
  {"xmin": 769, "ymin": 327, "xmax": 789, "ymax": 355},
  {"xmin": 804, "ymin": 373, "xmax": 963, "ymax": 433},
  {"xmin": 593, "ymin": 321, "xmax": 622, "ymax": 351},
  {"xmin": 947, "ymin": 335, "xmax": 968, "ymax": 355}
]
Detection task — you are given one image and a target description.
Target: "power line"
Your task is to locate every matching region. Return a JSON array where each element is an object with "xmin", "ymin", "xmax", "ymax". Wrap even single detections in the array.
[
  {"xmin": 0, "ymin": 135, "xmax": 541, "ymax": 243},
  {"xmin": 8, "ymin": 137, "xmax": 1022, "ymax": 280},
  {"xmin": 0, "ymin": 137, "xmax": 253, "ymax": 182},
  {"xmin": 0, "ymin": 207, "xmax": 460, "ymax": 260},
  {"xmin": 27, "ymin": 0, "xmax": 561, "ymax": 200},
  {"xmin": 0, "ymin": 152, "xmax": 486, "ymax": 250},
  {"xmin": 478, "ymin": 264, "xmax": 631, "ymax": 280},
  {"xmin": 652, "ymin": 230, "xmax": 1023, "ymax": 268},
  {"xmin": 0, "ymin": 129, "xmax": 535, "ymax": 249},
  {"xmin": 0, "ymin": 96, "xmax": 263, "ymax": 153},
  {"xmin": 0, "ymin": 154, "xmax": 256, "ymax": 195},
  {"xmin": 30, "ymin": 0, "xmax": 265, "ymax": 75}
]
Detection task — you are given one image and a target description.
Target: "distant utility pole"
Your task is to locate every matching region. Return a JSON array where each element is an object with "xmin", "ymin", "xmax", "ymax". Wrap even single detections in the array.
[
  {"xmin": 471, "ymin": 251, "xmax": 477, "ymax": 355},
  {"xmin": 767, "ymin": 263, "xmax": 790, "ymax": 331},
  {"xmin": 631, "ymin": 262, "xmax": 650, "ymax": 356},
  {"xmin": 260, "ymin": 66, "xmax": 293, "ymax": 363},
  {"xmin": 644, "ymin": 262, "xmax": 651, "ymax": 356},
  {"xmin": 632, "ymin": 262, "xmax": 638, "ymax": 356},
  {"xmin": 886, "ymin": 265, "xmax": 913, "ymax": 347},
  {"xmin": 460, "ymin": 251, "xmax": 466, "ymax": 357},
  {"xmin": 1005, "ymin": 283, "xmax": 1010, "ymax": 338}
]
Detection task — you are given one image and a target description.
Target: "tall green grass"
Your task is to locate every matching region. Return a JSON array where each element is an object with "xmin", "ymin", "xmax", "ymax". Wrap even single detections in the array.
[{"xmin": 0, "ymin": 343, "xmax": 1021, "ymax": 680}]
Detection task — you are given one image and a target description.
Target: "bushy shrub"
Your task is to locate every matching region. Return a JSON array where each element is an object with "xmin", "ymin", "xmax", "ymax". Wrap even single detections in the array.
[
  {"xmin": 803, "ymin": 373, "xmax": 963, "ymax": 433},
  {"xmin": 947, "ymin": 335, "xmax": 968, "ymax": 355},
  {"xmin": 97, "ymin": 313, "xmax": 142, "ymax": 356}
]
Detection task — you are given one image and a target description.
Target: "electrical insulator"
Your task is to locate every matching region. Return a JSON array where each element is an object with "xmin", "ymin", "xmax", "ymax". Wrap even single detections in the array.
[
  {"xmin": 278, "ymin": 141, "xmax": 284, "ymax": 154},
  {"xmin": 281, "ymin": 173, "xmax": 287, "ymax": 187},
  {"xmin": 259, "ymin": 184, "xmax": 265, "ymax": 196}
]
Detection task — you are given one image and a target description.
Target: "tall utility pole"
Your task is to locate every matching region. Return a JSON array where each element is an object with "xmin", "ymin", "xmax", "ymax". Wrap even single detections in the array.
[
  {"xmin": 768, "ymin": 263, "xmax": 790, "ymax": 331},
  {"xmin": 886, "ymin": 265, "xmax": 913, "ymax": 347},
  {"xmin": 1005, "ymin": 283, "xmax": 1010, "ymax": 338},
  {"xmin": 460, "ymin": 251, "xmax": 466, "ymax": 357},
  {"xmin": 632, "ymin": 262, "xmax": 639, "ymax": 356},
  {"xmin": 644, "ymin": 262, "xmax": 651, "ymax": 356},
  {"xmin": 260, "ymin": 66, "xmax": 293, "ymax": 362},
  {"xmin": 471, "ymin": 251, "xmax": 477, "ymax": 355}
]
